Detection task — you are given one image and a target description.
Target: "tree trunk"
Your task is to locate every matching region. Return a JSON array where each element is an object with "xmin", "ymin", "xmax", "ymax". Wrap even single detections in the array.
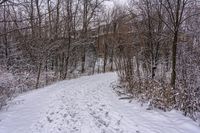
[
  {"xmin": 3, "ymin": 3, "xmax": 9, "ymax": 70},
  {"xmin": 36, "ymin": 61, "xmax": 42, "ymax": 89},
  {"xmin": 171, "ymin": 32, "xmax": 178, "ymax": 88},
  {"xmin": 45, "ymin": 59, "xmax": 48, "ymax": 85},
  {"xmin": 110, "ymin": 48, "xmax": 114, "ymax": 71},
  {"xmin": 81, "ymin": 47, "xmax": 86, "ymax": 73},
  {"xmin": 103, "ymin": 43, "xmax": 107, "ymax": 73}
]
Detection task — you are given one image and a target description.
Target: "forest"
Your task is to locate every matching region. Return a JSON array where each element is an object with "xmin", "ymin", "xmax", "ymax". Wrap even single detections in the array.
[{"xmin": 0, "ymin": 0, "xmax": 200, "ymax": 123}]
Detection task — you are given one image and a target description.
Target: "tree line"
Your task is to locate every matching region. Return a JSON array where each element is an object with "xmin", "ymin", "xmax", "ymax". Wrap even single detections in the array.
[
  {"xmin": 114, "ymin": 0, "xmax": 200, "ymax": 121},
  {"xmin": 0, "ymin": 0, "xmax": 113, "ymax": 108}
]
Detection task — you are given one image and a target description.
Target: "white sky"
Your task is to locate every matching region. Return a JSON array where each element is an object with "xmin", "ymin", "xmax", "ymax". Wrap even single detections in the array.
[{"xmin": 104, "ymin": 0, "xmax": 129, "ymax": 9}]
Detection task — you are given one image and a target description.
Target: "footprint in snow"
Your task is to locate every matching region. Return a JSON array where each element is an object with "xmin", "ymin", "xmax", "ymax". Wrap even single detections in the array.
[{"xmin": 47, "ymin": 116, "xmax": 53, "ymax": 123}]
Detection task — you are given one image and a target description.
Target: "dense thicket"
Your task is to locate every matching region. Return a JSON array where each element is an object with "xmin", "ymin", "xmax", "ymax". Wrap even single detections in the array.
[
  {"xmin": 0, "ymin": 0, "xmax": 115, "ymax": 109},
  {"xmin": 114, "ymin": 0, "xmax": 200, "ymax": 121}
]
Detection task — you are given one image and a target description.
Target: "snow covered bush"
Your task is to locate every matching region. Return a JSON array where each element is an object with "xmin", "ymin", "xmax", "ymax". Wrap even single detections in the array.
[
  {"xmin": 0, "ymin": 70, "xmax": 15, "ymax": 109},
  {"xmin": 175, "ymin": 42, "xmax": 200, "ymax": 121},
  {"xmin": 0, "ymin": 69, "xmax": 59, "ymax": 110}
]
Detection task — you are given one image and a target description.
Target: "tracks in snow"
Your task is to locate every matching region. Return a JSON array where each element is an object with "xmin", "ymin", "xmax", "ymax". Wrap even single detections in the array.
[
  {"xmin": 0, "ymin": 73, "xmax": 199, "ymax": 133},
  {"xmin": 33, "ymin": 74, "xmax": 123, "ymax": 133}
]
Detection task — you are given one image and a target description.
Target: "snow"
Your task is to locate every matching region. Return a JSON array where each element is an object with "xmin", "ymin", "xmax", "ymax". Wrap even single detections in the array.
[{"xmin": 0, "ymin": 72, "xmax": 199, "ymax": 133}]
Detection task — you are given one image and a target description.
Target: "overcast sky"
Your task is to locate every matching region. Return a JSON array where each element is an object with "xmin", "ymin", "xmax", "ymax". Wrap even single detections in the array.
[{"xmin": 104, "ymin": 0, "xmax": 129, "ymax": 10}]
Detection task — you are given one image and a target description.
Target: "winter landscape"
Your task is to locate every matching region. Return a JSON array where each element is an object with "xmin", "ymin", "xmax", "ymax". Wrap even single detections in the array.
[{"xmin": 0, "ymin": 0, "xmax": 200, "ymax": 133}]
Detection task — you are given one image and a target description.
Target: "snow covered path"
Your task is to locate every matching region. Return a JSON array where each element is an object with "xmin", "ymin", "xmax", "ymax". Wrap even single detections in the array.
[{"xmin": 0, "ymin": 73, "xmax": 200, "ymax": 133}]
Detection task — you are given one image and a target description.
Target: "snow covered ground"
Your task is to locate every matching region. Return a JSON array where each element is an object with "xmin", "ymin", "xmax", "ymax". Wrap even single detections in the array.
[{"xmin": 0, "ymin": 73, "xmax": 199, "ymax": 133}]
